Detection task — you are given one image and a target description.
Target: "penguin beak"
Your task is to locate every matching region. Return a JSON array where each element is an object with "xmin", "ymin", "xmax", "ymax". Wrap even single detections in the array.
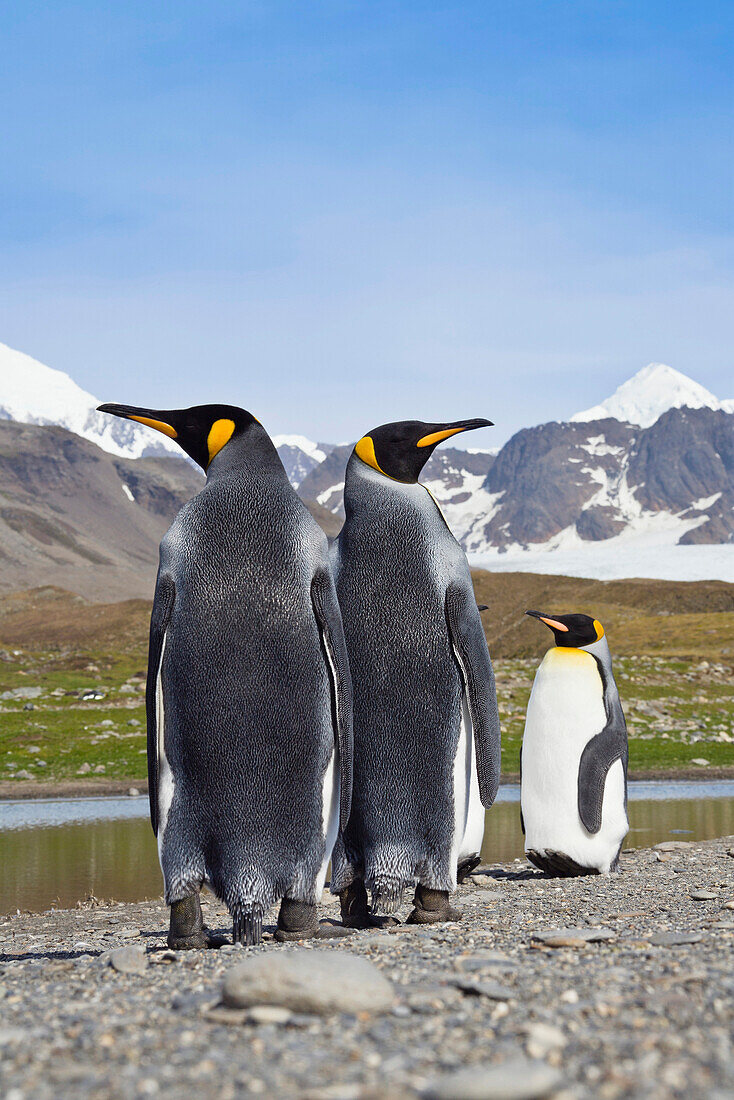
[
  {"xmin": 416, "ymin": 418, "xmax": 493, "ymax": 448},
  {"xmin": 525, "ymin": 610, "xmax": 569, "ymax": 632},
  {"xmin": 97, "ymin": 403, "xmax": 179, "ymax": 440}
]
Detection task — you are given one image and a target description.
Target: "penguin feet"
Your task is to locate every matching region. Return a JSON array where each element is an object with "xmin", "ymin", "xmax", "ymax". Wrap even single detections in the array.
[
  {"xmin": 456, "ymin": 855, "xmax": 481, "ymax": 884},
  {"xmin": 406, "ymin": 884, "xmax": 462, "ymax": 925},
  {"xmin": 339, "ymin": 881, "xmax": 397, "ymax": 930},
  {"xmin": 168, "ymin": 894, "xmax": 225, "ymax": 950},
  {"xmin": 526, "ymin": 849, "xmax": 598, "ymax": 878},
  {"xmin": 274, "ymin": 898, "xmax": 320, "ymax": 942}
]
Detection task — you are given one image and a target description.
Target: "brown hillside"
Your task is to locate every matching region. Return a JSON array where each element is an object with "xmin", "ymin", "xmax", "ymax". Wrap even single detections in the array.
[{"xmin": 1, "ymin": 572, "xmax": 731, "ymax": 661}]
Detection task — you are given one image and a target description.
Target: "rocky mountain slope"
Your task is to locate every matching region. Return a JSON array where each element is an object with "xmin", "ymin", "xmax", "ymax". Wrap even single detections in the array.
[
  {"xmin": 0, "ymin": 421, "xmax": 339, "ymax": 599},
  {"xmin": 2, "ymin": 343, "xmax": 731, "ymax": 587},
  {"xmin": 291, "ymin": 370, "xmax": 733, "ymax": 556}
]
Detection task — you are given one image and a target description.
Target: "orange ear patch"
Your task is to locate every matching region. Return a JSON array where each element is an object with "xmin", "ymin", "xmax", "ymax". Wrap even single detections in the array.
[
  {"xmin": 355, "ymin": 435, "xmax": 388, "ymax": 475},
  {"xmin": 593, "ymin": 619, "xmax": 605, "ymax": 640},
  {"xmin": 207, "ymin": 418, "xmax": 236, "ymax": 464}
]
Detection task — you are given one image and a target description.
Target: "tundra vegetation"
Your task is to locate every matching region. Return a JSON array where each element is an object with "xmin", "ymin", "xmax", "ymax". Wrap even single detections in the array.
[{"xmin": 0, "ymin": 574, "xmax": 732, "ymax": 792}]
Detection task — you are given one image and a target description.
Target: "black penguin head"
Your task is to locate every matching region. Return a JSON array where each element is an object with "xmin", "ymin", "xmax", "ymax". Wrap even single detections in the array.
[
  {"xmin": 97, "ymin": 402, "xmax": 261, "ymax": 471},
  {"xmin": 353, "ymin": 418, "xmax": 493, "ymax": 483},
  {"xmin": 525, "ymin": 610, "xmax": 605, "ymax": 649}
]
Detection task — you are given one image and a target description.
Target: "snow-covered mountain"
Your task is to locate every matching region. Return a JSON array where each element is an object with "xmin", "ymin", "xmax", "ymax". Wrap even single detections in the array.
[
  {"xmin": 0, "ymin": 340, "xmax": 337, "ymax": 479},
  {"xmin": 571, "ymin": 362, "xmax": 734, "ymax": 427},
  {"xmin": 271, "ymin": 435, "xmax": 333, "ymax": 487},
  {"xmin": 2, "ymin": 340, "xmax": 732, "ymax": 579},
  {"xmin": 292, "ymin": 365, "xmax": 733, "ymax": 568},
  {"xmin": 0, "ymin": 341, "xmax": 183, "ymax": 460}
]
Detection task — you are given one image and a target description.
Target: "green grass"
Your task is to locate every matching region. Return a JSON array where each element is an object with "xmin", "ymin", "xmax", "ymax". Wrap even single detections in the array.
[{"xmin": 0, "ymin": 648, "xmax": 731, "ymax": 787}]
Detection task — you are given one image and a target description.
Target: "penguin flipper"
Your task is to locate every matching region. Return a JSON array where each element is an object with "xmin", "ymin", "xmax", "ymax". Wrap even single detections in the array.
[
  {"xmin": 310, "ymin": 570, "xmax": 354, "ymax": 832},
  {"xmin": 577, "ymin": 679, "xmax": 628, "ymax": 834},
  {"xmin": 445, "ymin": 583, "xmax": 501, "ymax": 809},
  {"xmin": 146, "ymin": 572, "xmax": 176, "ymax": 836}
]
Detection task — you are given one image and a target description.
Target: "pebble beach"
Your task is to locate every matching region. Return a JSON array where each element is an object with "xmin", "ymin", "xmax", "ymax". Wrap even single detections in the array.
[{"xmin": 1, "ymin": 836, "xmax": 733, "ymax": 1099}]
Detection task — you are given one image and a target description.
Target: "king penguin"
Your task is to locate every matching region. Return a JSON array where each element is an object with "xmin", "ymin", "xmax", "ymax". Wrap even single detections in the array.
[
  {"xmin": 97, "ymin": 402, "xmax": 353, "ymax": 946},
  {"xmin": 521, "ymin": 611, "xmax": 628, "ymax": 876},
  {"xmin": 330, "ymin": 418, "xmax": 501, "ymax": 926}
]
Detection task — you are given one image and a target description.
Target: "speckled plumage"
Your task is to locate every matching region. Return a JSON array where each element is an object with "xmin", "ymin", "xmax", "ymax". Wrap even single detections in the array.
[
  {"xmin": 331, "ymin": 454, "xmax": 500, "ymax": 907},
  {"xmin": 147, "ymin": 425, "xmax": 353, "ymax": 930}
]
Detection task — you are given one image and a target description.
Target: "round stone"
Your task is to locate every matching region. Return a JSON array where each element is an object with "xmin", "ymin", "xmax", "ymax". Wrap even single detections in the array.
[
  {"xmin": 222, "ymin": 950, "xmax": 394, "ymax": 1016},
  {"xmin": 422, "ymin": 1058, "xmax": 563, "ymax": 1099}
]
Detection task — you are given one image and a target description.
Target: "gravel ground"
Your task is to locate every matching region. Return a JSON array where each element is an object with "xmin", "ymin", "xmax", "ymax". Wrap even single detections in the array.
[{"xmin": 1, "ymin": 837, "xmax": 733, "ymax": 1100}]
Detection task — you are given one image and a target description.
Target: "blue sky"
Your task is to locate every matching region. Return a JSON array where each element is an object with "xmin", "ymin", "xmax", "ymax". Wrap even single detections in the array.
[{"xmin": 1, "ymin": 1, "xmax": 732, "ymax": 444}]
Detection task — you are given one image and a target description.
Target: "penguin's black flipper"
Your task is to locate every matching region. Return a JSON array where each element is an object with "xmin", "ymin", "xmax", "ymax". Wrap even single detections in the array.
[
  {"xmin": 445, "ymin": 583, "xmax": 501, "ymax": 808},
  {"xmin": 146, "ymin": 572, "xmax": 176, "ymax": 835},
  {"xmin": 311, "ymin": 570, "xmax": 354, "ymax": 831},
  {"xmin": 577, "ymin": 664, "xmax": 628, "ymax": 834}
]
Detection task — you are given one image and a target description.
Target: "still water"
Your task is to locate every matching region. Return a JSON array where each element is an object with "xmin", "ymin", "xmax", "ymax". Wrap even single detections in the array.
[{"xmin": 1, "ymin": 782, "xmax": 733, "ymax": 915}]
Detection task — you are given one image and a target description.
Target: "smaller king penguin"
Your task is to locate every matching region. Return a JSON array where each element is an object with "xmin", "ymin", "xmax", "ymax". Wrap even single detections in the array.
[
  {"xmin": 97, "ymin": 401, "xmax": 353, "ymax": 947},
  {"xmin": 331, "ymin": 418, "xmax": 501, "ymax": 927},
  {"xmin": 521, "ymin": 611, "xmax": 629, "ymax": 876}
]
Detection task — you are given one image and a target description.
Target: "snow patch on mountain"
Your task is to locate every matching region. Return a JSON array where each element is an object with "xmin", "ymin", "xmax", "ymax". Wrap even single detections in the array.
[
  {"xmin": 571, "ymin": 362, "xmax": 729, "ymax": 428},
  {"xmin": 0, "ymin": 340, "xmax": 181, "ymax": 460},
  {"xmin": 271, "ymin": 435, "xmax": 331, "ymax": 487}
]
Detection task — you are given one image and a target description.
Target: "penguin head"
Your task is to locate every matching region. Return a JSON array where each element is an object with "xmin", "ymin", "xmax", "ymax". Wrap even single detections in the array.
[
  {"xmin": 97, "ymin": 402, "xmax": 261, "ymax": 471},
  {"xmin": 525, "ymin": 610, "xmax": 605, "ymax": 649},
  {"xmin": 353, "ymin": 418, "xmax": 493, "ymax": 484}
]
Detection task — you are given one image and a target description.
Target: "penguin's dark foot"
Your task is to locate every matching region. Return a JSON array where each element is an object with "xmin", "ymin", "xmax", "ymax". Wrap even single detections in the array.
[
  {"xmin": 274, "ymin": 898, "xmax": 320, "ymax": 942},
  {"xmin": 527, "ymin": 849, "xmax": 599, "ymax": 878},
  {"xmin": 339, "ymin": 881, "xmax": 392, "ymax": 929},
  {"xmin": 456, "ymin": 855, "xmax": 481, "ymax": 884},
  {"xmin": 315, "ymin": 920, "xmax": 357, "ymax": 939},
  {"xmin": 406, "ymin": 885, "xmax": 462, "ymax": 925},
  {"xmin": 167, "ymin": 894, "xmax": 222, "ymax": 950}
]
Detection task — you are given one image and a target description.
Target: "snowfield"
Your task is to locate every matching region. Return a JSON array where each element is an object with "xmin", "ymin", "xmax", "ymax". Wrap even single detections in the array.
[{"xmin": 471, "ymin": 539, "xmax": 734, "ymax": 582}]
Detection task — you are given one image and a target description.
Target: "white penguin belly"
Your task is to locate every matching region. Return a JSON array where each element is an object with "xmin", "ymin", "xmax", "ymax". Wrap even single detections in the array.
[
  {"xmin": 521, "ymin": 649, "xmax": 628, "ymax": 874},
  {"xmin": 451, "ymin": 695, "xmax": 485, "ymax": 881},
  {"xmin": 156, "ymin": 633, "xmax": 175, "ymax": 865},
  {"xmin": 316, "ymin": 747, "xmax": 340, "ymax": 895}
]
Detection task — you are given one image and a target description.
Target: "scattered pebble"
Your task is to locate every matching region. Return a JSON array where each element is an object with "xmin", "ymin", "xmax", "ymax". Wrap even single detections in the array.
[{"xmin": 1, "ymin": 836, "xmax": 732, "ymax": 1097}]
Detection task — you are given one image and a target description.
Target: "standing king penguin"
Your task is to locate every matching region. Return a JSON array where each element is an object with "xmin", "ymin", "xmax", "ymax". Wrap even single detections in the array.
[
  {"xmin": 97, "ymin": 402, "xmax": 353, "ymax": 946},
  {"xmin": 521, "ymin": 611, "xmax": 628, "ymax": 876},
  {"xmin": 330, "ymin": 419, "xmax": 501, "ymax": 926}
]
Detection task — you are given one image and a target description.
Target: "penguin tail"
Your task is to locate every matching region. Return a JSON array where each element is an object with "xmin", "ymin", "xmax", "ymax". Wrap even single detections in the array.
[
  {"xmin": 369, "ymin": 875, "xmax": 405, "ymax": 915},
  {"xmin": 232, "ymin": 903, "xmax": 265, "ymax": 946}
]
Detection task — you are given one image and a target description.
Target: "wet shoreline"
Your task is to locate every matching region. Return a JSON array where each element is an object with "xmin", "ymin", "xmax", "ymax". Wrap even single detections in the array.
[{"xmin": 2, "ymin": 766, "xmax": 734, "ymax": 801}]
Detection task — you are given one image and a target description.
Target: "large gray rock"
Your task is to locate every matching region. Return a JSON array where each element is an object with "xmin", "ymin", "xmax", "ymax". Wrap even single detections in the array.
[
  {"xmin": 533, "ymin": 926, "xmax": 615, "ymax": 943},
  {"xmin": 422, "ymin": 1058, "xmax": 563, "ymax": 1100},
  {"xmin": 109, "ymin": 946, "xmax": 148, "ymax": 975},
  {"xmin": 222, "ymin": 950, "xmax": 394, "ymax": 1016},
  {"xmin": 649, "ymin": 932, "xmax": 703, "ymax": 946}
]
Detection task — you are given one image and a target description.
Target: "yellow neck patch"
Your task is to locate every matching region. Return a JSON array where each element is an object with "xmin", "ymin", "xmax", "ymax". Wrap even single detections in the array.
[
  {"xmin": 207, "ymin": 418, "xmax": 236, "ymax": 465},
  {"xmin": 416, "ymin": 426, "xmax": 464, "ymax": 448},
  {"xmin": 129, "ymin": 415, "xmax": 178, "ymax": 439},
  {"xmin": 355, "ymin": 435, "xmax": 389, "ymax": 476}
]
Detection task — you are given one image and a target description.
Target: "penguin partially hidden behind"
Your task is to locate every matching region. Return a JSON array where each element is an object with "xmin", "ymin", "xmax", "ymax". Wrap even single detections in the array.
[
  {"xmin": 521, "ymin": 611, "xmax": 629, "ymax": 876},
  {"xmin": 330, "ymin": 419, "xmax": 501, "ymax": 926},
  {"xmin": 97, "ymin": 402, "xmax": 353, "ymax": 946}
]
